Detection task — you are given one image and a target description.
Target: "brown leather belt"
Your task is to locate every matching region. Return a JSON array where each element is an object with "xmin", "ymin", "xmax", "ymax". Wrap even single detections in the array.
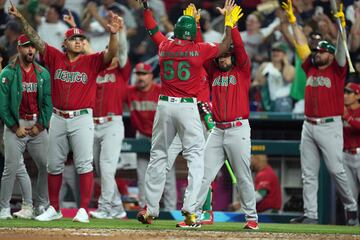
[{"xmin": 215, "ymin": 120, "xmax": 243, "ymax": 130}]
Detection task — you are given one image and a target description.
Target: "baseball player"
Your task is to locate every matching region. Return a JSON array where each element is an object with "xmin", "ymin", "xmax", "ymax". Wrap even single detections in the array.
[
  {"xmin": 124, "ymin": 62, "xmax": 177, "ymax": 211},
  {"xmin": 0, "ymin": 34, "xmax": 52, "ymax": 219},
  {"xmin": 8, "ymin": 2, "xmax": 122, "ymax": 223},
  {"xmin": 343, "ymin": 82, "xmax": 360, "ymax": 226},
  {"xmin": 136, "ymin": 0, "xmax": 238, "ymax": 227},
  {"xmin": 89, "ymin": 17, "xmax": 131, "ymax": 219},
  {"xmin": 283, "ymin": 0, "xmax": 358, "ymax": 225},
  {"xmin": 192, "ymin": 3, "xmax": 259, "ymax": 230}
]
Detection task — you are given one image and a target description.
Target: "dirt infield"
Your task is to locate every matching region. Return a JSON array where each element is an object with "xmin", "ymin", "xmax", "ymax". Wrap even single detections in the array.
[{"xmin": 1, "ymin": 228, "xmax": 360, "ymax": 240}]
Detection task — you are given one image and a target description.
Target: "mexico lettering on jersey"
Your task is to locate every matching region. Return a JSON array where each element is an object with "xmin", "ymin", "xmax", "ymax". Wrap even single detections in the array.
[
  {"xmin": 302, "ymin": 57, "xmax": 347, "ymax": 117},
  {"xmin": 158, "ymin": 39, "xmax": 218, "ymax": 98},
  {"xmin": 124, "ymin": 84, "xmax": 161, "ymax": 137},
  {"xmin": 93, "ymin": 61, "xmax": 131, "ymax": 117},
  {"xmin": 19, "ymin": 65, "xmax": 39, "ymax": 115},
  {"xmin": 41, "ymin": 44, "xmax": 106, "ymax": 110},
  {"xmin": 343, "ymin": 107, "xmax": 360, "ymax": 150}
]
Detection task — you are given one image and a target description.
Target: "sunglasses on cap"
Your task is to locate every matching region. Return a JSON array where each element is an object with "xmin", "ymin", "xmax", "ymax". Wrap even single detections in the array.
[
  {"xmin": 20, "ymin": 42, "xmax": 35, "ymax": 48},
  {"xmin": 68, "ymin": 36, "xmax": 86, "ymax": 42},
  {"xmin": 135, "ymin": 72, "xmax": 150, "ymax": 75},
  {"xmin": 344, "ymin": 88, "xmax": 355, "ymax": 94}
]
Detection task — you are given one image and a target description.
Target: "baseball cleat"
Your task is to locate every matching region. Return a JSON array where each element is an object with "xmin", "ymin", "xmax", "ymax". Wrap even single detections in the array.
[
  {"xmin": 111, "ymin": 209, "xmax": 127, "ymax": 219},
  {"xmin": 346, "ymin": 211, "xmax": 359, "ymax": 226},
  {"xmin": 137, "ymin": 209, "xmax": 154, "ymax": 224},
  {"xmin": 244, "ymin": 221, "xmax": 259, "ymax": 230},
  {"xmin": 290, "ymin": 215, "xmax": 318, "ymax": 224},
  {"xmin": 176, "ymin": 221, "xmax": 201, "ymax": 228},
  {"xmin": 13, "ymin": 203, "xmax": 34, "ymax": 219},
  {"xmin": 34, "ymin": 205, "xmax": 46, "ymax": 217},
  {"xmin": 89, "ymin": 209, "xmax": 112, "ymax": 219},
  {"xmin": 200, "ymin": 210, "xmax": 214, "ymax": 225},
  {"xmin": 0, "ymin": 208, "xmax": 12, "ymax": 220},
  {"xmin": 73, "ymin": 208, "xmax": 90, "ymax": 223},
  {"xmin": 35, "ymin": 206, "xmax": 63, "ymax": 221}
]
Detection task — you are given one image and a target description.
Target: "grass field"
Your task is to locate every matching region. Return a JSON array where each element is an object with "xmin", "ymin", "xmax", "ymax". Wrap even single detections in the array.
[{"xmin": 0, "ymin": 218, "xmax": 360, "ymax": 235}]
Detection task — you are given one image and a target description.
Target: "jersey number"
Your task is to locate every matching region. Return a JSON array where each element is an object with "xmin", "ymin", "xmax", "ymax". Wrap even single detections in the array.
[{"xmin": 163, "ymin": 60, "xmax": 190, "ymax": 81}]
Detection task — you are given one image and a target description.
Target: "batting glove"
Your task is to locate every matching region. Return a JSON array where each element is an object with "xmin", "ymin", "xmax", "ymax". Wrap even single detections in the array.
[
  {"xmin": 281, "ymin": 0, "xmax": 296, "ymax": 24},
  {"xmin": 224, "ymin": 5, "xmax": 243, "ymax": 28}
]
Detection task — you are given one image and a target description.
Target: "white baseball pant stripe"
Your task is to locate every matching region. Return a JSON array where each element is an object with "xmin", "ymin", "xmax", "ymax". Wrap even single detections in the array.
[
  {"xmin": 93, "ymin": 116, "xmax": 125, "ymax": 211},
  {"xmin": 300, "ymin": 117, "xmax": 357, "ymax": 219},
  {"xmin": 145, "ymin": 100, "xmax": 204, "ymax": 216}
]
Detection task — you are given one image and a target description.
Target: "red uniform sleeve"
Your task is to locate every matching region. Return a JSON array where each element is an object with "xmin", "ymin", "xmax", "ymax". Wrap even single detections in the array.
[
  {"xmin": 232, "ymin": 27, "xmax": 250, "ymax": 70},
  {"xmin": 143, "ymin": 9, "xmax": 166, "ymax": 46},
  {"xmin": 40, "ymin": 44, "xmax": 63, "ymax": 69},
  {"xmin": 345, "ymin": 116, "xmax": 360, "ymax": 130},
  {"xmin": 198, "ymin": 42, "xmax": 219, "ymax": 62},
  {"xmin": 301, "ymin": 55, "xmax": 312, "ymax": 73},
  {"xmin": 255, "ymin": 173, "xmax": 271, "ymax": 191},
  {"xmin": 195, "ymin": 24, "xmax": 203, "ymax": 43}
]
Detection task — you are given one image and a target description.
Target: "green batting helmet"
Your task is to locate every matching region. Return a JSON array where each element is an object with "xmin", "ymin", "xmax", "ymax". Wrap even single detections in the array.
[
  {"xmin": 174, "ymin": 15, "xmax": 196, "ymax": 41},
  {"xmin": 316, "ymin": 40, "xmax": 336, "ymax": 54}
]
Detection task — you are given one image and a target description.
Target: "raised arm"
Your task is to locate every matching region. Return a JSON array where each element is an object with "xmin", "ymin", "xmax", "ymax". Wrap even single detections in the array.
[
  {"xmin": 8, "ymin": 1, "xmax": 45, "ymax": 54},
  {"xmin": 103, "ymin": 11, "xmax": 122, "ymax": 65},
  {"xmin": 231, "ymin": 26, "xmax": 249, "ymax": 68},
  {"xmin": 282, "ymin": 0, "xmax": 311, "ymax": 62},
  {"xmin": 117, "ymin": 20, "xmax": 128, "ymax": 68},
  {"xmin": 334, "ymin": 3, "xmax": 347, "ymax": 67},
  {"xmin": 139, "ymin": 0, "xmax": 166, "ymax": 46},
  {"xmin": 217, "ymin": 0, "xmax": 243, "ymax": 56}
]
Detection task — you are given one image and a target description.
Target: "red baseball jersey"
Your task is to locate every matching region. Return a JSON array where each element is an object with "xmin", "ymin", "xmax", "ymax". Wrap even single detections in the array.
[
  {"xmin": 41, "ymin": 44, "xmax": 106, "ymax": 110},
  {"xmin": 93, "ymin": 61, "xmax": 131, "ymax": 117},
  {"xmin": 124, "ymin": 84, "xmax": 160, "ymax": 137},
  {"xmin": 255, "ymin": 165, "xmax": 282, "ymax": 212},
  {"xmin": 302, "ymin": 58, "xmax": 347, "ymax": 117},
  {"xmin": 205, "ymin": 27, "xmax": 251, "ymax": 122},
  {"xmin": 197, "ymin": 68, "xmax": 211, "ymax": 102},
  {"xmin": 343, "ymin": 106, "xmax": 360, "ymax": 150},
  {"xmin": 19, "ymin": 64, "xmax": 39, "ymax": 116},
  {"xmin": 158, "ymin": 39, "xmax": 218, "ymax": 98}
]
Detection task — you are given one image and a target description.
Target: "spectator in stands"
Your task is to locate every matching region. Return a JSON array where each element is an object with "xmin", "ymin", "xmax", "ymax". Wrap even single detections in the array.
[
  {"xmin": 0, "ymin": 20, "xmax": 22, "ymax": 59},
  {"xmin": 199, "ymin": 9, "xmax": 222, "ymax": 43},
  {"xmin": 228, "ymin": 154, "xmax": 282, "ymax": 213},
  {"xmin": 82, "ymin": 0, "xmax": 137, "ymax": 50},
  {"xmin": 253, "ymin": 42, "xmax": 295, "ymax": 112},
  {"xmin": 124, "ymin": 62, "xmax": 177, "ymax": 211},
  {"xmin": 53, "ymin": 0, "xmax": 82, "ymax": 28},
  {"xmin": 0, "ymin": 0, "xmax": 10, "ymax": 37},
  {"xmin": 349, "ymin": 3, "xmax": 360, "ymax": 52},
  {"xmin": 37, "ymin": 4, "xmax": 69, "ymax": 50}
]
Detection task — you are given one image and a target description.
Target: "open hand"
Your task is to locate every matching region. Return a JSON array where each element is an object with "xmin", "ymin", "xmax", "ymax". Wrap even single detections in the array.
[{"xmin": 107, "ymin": 11, "xmax": 123, "ymax": 34}]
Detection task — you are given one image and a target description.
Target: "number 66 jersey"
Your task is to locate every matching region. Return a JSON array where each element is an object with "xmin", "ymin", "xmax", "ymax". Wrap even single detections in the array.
[{"xmin": 158, "ymin": 40, "xmax": 218, "ymax": 97}]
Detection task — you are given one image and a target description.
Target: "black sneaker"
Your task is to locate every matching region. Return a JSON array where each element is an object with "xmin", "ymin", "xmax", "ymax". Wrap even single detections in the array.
[
  {"xmin": 290, "ymin": 215, "xmax": 318, "ymax": 224},
  {"xmin": 346, "ymin": 211, "xmax": 359, "ymax": 226}
]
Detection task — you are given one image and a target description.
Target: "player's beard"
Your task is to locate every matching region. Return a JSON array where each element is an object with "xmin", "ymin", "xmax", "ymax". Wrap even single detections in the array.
[
  {"xmin": 22, "ymin": 52, "xmax": 35, "ymax": 64},
  {"xmin": 218, "ymin": 62, "xmax": 233, "ymax": 72},
  {"xmin": 136, "ymin": 79, "xmax": 147, "ymax": 90},
  {"xmin": 314, "ymin": 53, "xmax": 330, "ymax": 67}
]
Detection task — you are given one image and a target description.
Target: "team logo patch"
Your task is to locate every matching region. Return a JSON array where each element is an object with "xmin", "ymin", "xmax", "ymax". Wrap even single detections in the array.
[{"xmin": 1, "ymin": 77, "xmax": 8, "ymax": 84}]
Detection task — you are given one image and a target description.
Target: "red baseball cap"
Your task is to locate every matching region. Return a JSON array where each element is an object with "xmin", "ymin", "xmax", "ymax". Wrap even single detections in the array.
[
  {"xmin": 347, "ymin": 82, "xmax": 360, "ymax": 94},
  {"xmin": 135, "ymin": 62, "xmax": 153, "ymax": 73},
  {"xmin": 17, "ymin": 34, "xmax": 31, "ymax": 46},
  {"xmin": 65, "ymin": 28, "xmax": 86, "ymax": 39}
]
